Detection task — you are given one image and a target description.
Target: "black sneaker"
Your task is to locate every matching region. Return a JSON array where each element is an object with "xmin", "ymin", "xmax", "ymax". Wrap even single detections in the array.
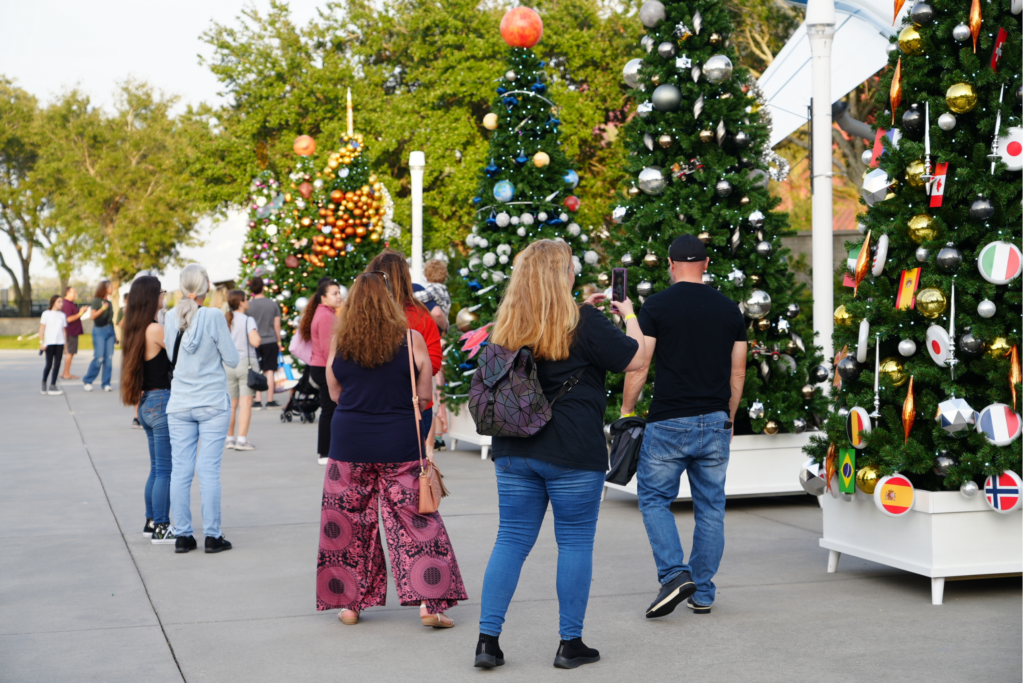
[
  {"xmin": 48, "ymin": 383, "xmax": 63, "ymax": 395},
  {"xmin": 132, "ymin": 417, "xmax": 142, "ymax": 429},
  {"xmin": 143, "ymin": 518, "xmax": 155, "ymax": 537},
  {"xmin": 553, "ymin": 638, "xmax": 600, "ymax": 669},
  {"xmin": 264, "ymin": 401, "xmax": 281, "ymax": 409},
  {"xmin": 685, "ymin": 597, "xmax": 712, "ymax": 614},
  {"xmin": 175, "ymin": 535, "xmax": 197, "ymax": 553},
  {"xmin": 205, "ymin": 536, "xmax": 233, "ymax": 553},
  {"xmin": 474, "ymin": 634, "xmax": 505, "ymax": 669},
  {"xmin": 41, "ymin": 380, "xmax": 47, "ymax": 395},
  {"xmin": 151, "ymin": 523, "xmax": 178, "ymax": 544},
  {"xmin": 433, "ymin": 437, "xmax": 447, "ymax": 452},
  {"xmin": 645, "ymin": 571, "xmax": 696, "ymax": 619}
]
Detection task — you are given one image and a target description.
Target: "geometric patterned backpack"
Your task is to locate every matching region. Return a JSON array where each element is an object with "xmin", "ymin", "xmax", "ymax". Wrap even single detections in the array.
[{"xmin": 467, "ymin": 342, "xmax": 584, "ymax": 438}]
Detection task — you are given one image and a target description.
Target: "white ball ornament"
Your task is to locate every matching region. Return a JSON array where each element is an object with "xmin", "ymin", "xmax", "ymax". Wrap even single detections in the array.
[
  {"xmin": 977, "ymin": 299, "xmax": 996, "ymax": 318},
  {"xmin": 478, "ymin": 238, "xmax": 489, "ymax": 248},
  {"xmin": 321, "ymin": 225, "xmax": 332, "ymax": 234},
  {"xmin": 572, "ymin": 255, "xmax": 583, "ymax": 275},
  {"xmin": 482, "ymin": 252, "xmax": 497, "ymax": 267},
  {"xmin": 459, "ymin": 267, "xmax": 470, "ymax": 277},
  {"xmin": 496, "ymin": 243, "xmax": 512, "ymax": 255},
  {"xmin": 255, "ymin": 196, "xmax": 268, "ymax": 207},
  {"xmin": 860, "ymin": 150, "xmax": 873, "ymax": 164},
  {"xmin": 266, "ymin": 225, "xmax": 278, "ymax": 236},
  {"xmin": 580, "ymin": 234, "xmax": 589, "ymax": 243},
  {"xmin": 510, "ymin": 215, "xmax": 520, "ymax": 226},
  {"xmin": 898, "ymin": 339, "xmax": 917, "ymax": 356},
  {"xmin": 521, "ymin": 213, "xmax": 535, "ymax": 225},
  {"xmin": 295, "ymin": 296, "xmax": 310, "ymax": 312},
  {"xmin": 938, "ymin": 113, "xmax": 956, "ymax": 131},
  {"xmin": 584, "ymin": 250, "xmax": 599, "ymax": 265},
  {"xmin": 479, "ymin": 270, "xmax": 489, "ymax": 280},
  {"xmin": 490, "ymin": 270, "xmax": 505, "ymax": 283},
  {"xmin": 538, "ymin": 212, "xmax": 549, "ymax": 222},
  {"xmin": 517, "ymin": 227, "xmax": 527, "ymax": 237},
  {"xmin": 496, "ymin": 212, "xmax": 510, "ymax": 227},
  {"xmin": 568, "ymin": 223, "xmax": 581, "ymax": 236},
  {"xmin": 499, "ymin": 254, "xmax": 509, "ymax": 265},
  {"xmin": 465, "ymin": 234, "xmax": 477, "ymax": 247},
  {"xmin": 559, "ymin": 212, "xmax": 569, "ymax": 222}
]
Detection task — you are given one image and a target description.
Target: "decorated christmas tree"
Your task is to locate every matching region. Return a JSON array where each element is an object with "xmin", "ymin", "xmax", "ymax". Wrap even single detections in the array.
[
  {"xmin": 806, "ymin": 0, "xmax": 1022, "ymax": 502},
  {"xmin": 239, "ymin": 170, "xmax": 286, "ymax": 299},
  {"xmin": 442, "ymin": 7, "xmax": 592, "ymax": 404},
  {"xmin": 603, "ymin": 0, "xmax": 828, "ymax": 431}
]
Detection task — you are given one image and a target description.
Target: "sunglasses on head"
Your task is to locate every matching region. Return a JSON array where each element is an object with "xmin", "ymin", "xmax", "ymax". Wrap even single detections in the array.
[{"xmin": 367, "ymin": 270, "xmax": 393, "ymax": 295}]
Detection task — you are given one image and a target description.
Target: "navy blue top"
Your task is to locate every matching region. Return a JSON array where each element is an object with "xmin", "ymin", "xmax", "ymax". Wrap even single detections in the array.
[{"xmin": 329, "ymin": 342, "xmax": 426, "ymax": 463}]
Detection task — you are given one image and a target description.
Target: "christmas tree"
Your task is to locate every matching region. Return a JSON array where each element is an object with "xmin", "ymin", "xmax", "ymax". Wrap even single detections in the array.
[
  {"xmin": 806, "ymin": 0, "xmax": 1022, "ymax": 495},
  {"xmin": 239, "ymin": 170, "xmax": 286, "ymax": 300},
  {"xmin": 603, "ymin": 0, "xmax": 828, "ymax": 431},
  {"xmin": 442, "ymin": 7, "xmax": 593, "ymax": 404}
]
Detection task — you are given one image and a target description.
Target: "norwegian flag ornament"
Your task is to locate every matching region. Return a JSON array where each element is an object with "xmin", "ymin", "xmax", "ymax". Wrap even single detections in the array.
[
  {"xmin": 977, "ymin": 403, "xmax": 1023, "ymax": 446},
  {"xmin": 983, "ymin": 471, "xmax": 1022, "ymax": 513}
]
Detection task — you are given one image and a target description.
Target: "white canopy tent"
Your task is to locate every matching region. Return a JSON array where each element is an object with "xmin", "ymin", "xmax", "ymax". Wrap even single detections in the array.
[{"xmin": 757, "ymin": 0, "xmax": 909, "ymax": 148}]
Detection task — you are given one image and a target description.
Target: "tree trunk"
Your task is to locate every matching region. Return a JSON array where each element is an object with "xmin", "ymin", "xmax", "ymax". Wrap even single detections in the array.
[{"xmin": 18, "ymin": 257, "xmax": 31, "ymax": 317}]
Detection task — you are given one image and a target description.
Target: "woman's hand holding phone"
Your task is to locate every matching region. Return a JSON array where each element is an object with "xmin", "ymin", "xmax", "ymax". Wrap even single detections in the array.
[{"xmin": 609, "ymin": 296, "xmax": 635, "ymax": 319}]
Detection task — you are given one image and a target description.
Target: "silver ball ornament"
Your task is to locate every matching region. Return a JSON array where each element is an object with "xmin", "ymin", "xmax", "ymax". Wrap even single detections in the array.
[
  {"xmin": 910, "ymin": 2, "xmax": 934, "ymax": 25},
  {"xmin": 657, "ymin": 41, "xmax": 676, "ymax": 58},
  {"xmin": 792, "ymin": 418, "xmax": 807, "ymax": 434},
  {"xmin": 952, "ymin": 22, "xmax": 971, "ymax": 41},
  {"xmin": 811, "ymin": 365, "xmax": 830, "ymax": 383},
  {"xmin": 621, "ymin": 252, "xmax": 634, "ymax": 266},
  {"xmin": 743, "ymin": 289, "xmax": 772, "ymax": 319},
  {"xmin": 935, "ymin": 243, "xmax": 962, "ymax": 273},
  {"xmin": 715, "ymin": 179, "xmax": 733, "ymax": 197},
  {"xmin": 702, "ymin": 54, "xmax": 734, "ymax": 84},
  {"xmin": 960, "ymin": 480, "xmax": 979, "ymax": 497},
  {"xmin": 958, "ymin": 329, "xmax": 986, "ymax": 356},
  {"xmin": 861, "ymin": 149, "xmax": 873, "ymax": 164},
  {"xmin": 748, "ymin": 210, "xmax": 765, "ymax": 228},
  {"xmin": 755, "ymin": 240, "xmax": 773, "ymax": 257},
  {"xmin": 977, "ymin": 299, "xmax": 996, "ymax": 318},
  {"xmin": 640, "ymin": 35, "xmax": 655, "ymax": 53},
  {"xmin": 505, "ymin": 70, "xmax": 517, "ymax": 81},
  {"xmin": 786, "ymin": 303, "xmax": 801, "ymax": 318},
  {"xmin": 638, "ymin": 167, "xmax": 667, "ymax": 195},
  {"xmin": 622, "ymin": 58, "xmax": 644, "ymax": 89},
  {"xmin": 898, "ymin": 339, "xmax": 917, "ymax": 357},
  {"xmin": 652, "ymin": 84, "xmax": 683, "ymax": 112},
  {"xmin": 637, "ymin": 281, "xmax": 654, "ymax": 297},
  {"xmin": 915, "ymin": 247, "xmax": 929, "ymax": 262},
  {"xmin": 836, "ymin": 356, "xmax": 862, "ymax": 380},
  {"xmin": 639, "ymin": 0, "xmax": 667, "ymax": 27},
  {"xmin": 937, "ymin": 112, "xmax": 956, "ymax": 131},
  {"xmin": 734, "ymin": 131, "xmax": 752, "ymax": 148},
  {"xmin": 837, "ymin": 407, "xmax": 850, "ymax": 418},
  {"xmin": 702, "ymin": 272, "xmax": 715, "ymax": 285}
]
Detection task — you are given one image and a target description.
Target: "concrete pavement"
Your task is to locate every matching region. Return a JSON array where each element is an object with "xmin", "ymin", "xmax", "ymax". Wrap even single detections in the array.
[{"xmin": 0, "ymin": 349, "xmax": 1020, "ymax": 682}]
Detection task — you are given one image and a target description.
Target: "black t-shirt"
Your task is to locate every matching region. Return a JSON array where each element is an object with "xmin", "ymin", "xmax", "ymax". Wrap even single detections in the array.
[
  {"xmin": 492, "ymin": 305, "xmax": 639, "ymax": 472},
  {"xmin": 638, "ymin": 281, "xmax": 747, "ymax": 423}
]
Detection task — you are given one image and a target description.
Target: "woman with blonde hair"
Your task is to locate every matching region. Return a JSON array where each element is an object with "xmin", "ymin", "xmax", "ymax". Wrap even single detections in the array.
[
  {"xmin": 474, "ymin": 240, "xmax": 645, "ymax": 670},
  {"xmin": 164, "ymin": 264, "xmax": 240, "ymax": 554},
  {"xmin": 316, "ymin": 271, "xmax": 467, "ymax": 628}
]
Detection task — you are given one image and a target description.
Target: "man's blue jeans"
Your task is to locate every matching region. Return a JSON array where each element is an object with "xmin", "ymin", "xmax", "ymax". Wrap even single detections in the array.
[
  {"xmin": 637, "ymin": 412, "xmax": 730, "ymax": 606},
  {"xmin": 168, "ymin": 407, "xmax": 230, "ymax": 539},
  {"xmin": 479, "ymin": 456, "xmax": 606, "ymax": 640},
  {"xmin": 139, "ymin": 389, "xmax": 172, "ymax": 525},
  {"xmin": 83, "ymin": 325, "xmax": 116, "ymax": 387}
]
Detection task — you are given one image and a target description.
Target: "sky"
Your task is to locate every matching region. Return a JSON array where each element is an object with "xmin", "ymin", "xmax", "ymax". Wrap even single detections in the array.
[{"xmin": 0, "ymin": 0, "xmax": 325, "ymax": 294}]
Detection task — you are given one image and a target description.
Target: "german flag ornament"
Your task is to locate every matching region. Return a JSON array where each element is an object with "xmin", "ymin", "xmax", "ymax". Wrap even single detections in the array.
[{"xmin": 874, "ymin": 473, "xmax": 915, "ymax": 517}]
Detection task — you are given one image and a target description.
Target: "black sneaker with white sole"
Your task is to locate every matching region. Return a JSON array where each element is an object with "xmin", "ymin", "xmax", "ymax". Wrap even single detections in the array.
[
  {"xmin": 686, "ymin": 597, "xmax": 712, "ymax": 614},
  {"xmin": 132, "ymin": 417, "xmax": 142, "ymax": 429},
  {"xmin": 553, "ymin": 638, "xmax": 601, "ymax": 669},
  {"xmin": 645, "ymin": 571, "xmax": 696, "ymax": 619},
  {"xmin": 48, "ymin": 383, "xmax": 63, "ymax": 395},
  {"xmin": 151, "ymin": 523, "xmax": 178, "ymax": 544},
  {"xmin": 143, "ymin": 518, "xmax": 155, "ymax": 537},
  {"xmin": 205, "ymin": 535, "xmax": 233, "ymax": 553},
  {"xmin": 175, "ymin": 535, "xmax": 197, "ymax": 553},
  {"xmin": 41, "ymin": 380, "xmax": 47, "ymax": 395},
  {"xmin": 264, "ymin": 401, "xmax": 281, "ymax": 409},
  {"xmin": 474, "ymin": 634, "xmax": 505, "ymax": 669}
]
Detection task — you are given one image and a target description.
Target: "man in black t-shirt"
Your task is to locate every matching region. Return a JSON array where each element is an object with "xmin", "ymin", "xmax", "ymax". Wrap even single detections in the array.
[{"xmin": 620, "ymin": 234, "xmax": 747, "ymax": 619}]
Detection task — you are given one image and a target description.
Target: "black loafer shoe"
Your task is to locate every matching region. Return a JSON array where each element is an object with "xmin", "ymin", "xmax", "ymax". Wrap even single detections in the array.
[
  {"xmin": 553, "ymin": 638, "xmax": 600, "ymax": 669},
  {"xmin": 174, "ymin": 535, "xmax": 197, "ymax": 554},
  {"xmin": 686, "ymin": 597, "xmax": 712, "ymax": 614},
  {"xmin": 474, "ymin": 634, "xmax": 505, "ymax": 669},
  {"xmin": 205, "ymin": 536, "xmax": 233, "ymax": 553},
  {"xmin": 645, "ymin": 571, "xmax": 696, "ymax": 619}
]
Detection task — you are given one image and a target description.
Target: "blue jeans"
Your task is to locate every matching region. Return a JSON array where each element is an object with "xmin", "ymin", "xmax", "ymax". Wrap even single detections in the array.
[
  {"xmin": 139, "ymin": 389, "xmax": 172, "ymax": 525},
  {"xmin": 479, "ymin": 456, "xmax": 606, "ymax": 640},
  {"xmin": 637, "ymin": 412, "xmax": 730, "ymax": 606},
  {"xmin": 83, "ymin": 325, "xmax": 116, "ymax": 387},
  {"xmin": 168, "ymin": 407, "xmax": 230, "ymax": 538}
]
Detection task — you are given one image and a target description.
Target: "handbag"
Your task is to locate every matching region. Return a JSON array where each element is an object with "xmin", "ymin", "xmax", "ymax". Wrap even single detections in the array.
[
  {"xmin": 246, "ymin": 320, "xmax": 269, "ymax": 392},
  {"xmin": 408, "ymin": 331, "xmax": 448, "ymax": 514},
  {"xmin": 288, "ymin": 332, "xmax": 314, "ymax": 365},
  {"xmin": 605, "ymin": 416, "xmax": 647, "ymax": 485}
]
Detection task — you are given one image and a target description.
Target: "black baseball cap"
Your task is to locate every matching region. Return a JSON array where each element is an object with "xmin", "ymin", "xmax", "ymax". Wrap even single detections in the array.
[{"xmin": 668, "ymin": 234, "xmax": 707, "ymax": 262}]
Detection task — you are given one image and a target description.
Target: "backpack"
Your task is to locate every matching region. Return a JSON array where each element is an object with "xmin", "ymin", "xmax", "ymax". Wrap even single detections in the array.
[{"xmin": 468, "ymin": 343, "xmax": 585, "ymax": 438}]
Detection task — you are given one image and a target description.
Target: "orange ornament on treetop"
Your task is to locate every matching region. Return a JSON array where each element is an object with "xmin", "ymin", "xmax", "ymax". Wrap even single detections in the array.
[
  {"xmin": 293, "ymin": 135, "xmax": 316, "ymax": 156},
  {"xmin": 500, "ymin": 7, "xmax": 543, "ymax": 48}
]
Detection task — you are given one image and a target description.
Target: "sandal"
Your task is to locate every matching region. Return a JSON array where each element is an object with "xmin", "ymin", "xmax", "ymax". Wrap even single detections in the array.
[
  {"xmin": 339, "ymin": 609, "xmax": 359, "ymax": 625},
  {"xmin": 420, "ymin": 604, "xmax": 454, "ymax": 629}
]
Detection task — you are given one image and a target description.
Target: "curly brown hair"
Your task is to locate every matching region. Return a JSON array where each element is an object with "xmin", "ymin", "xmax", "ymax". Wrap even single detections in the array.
[
  {"xmin": 335, "ymin": 272, "xmax": 408, "ymax": 368},
  {"xmin": 365, "ymin": 249, "xmax": 428, "ymax": 314},
  {"xmin": 423, "ymin": 259, "xmax": 448, "ymax": 284}
]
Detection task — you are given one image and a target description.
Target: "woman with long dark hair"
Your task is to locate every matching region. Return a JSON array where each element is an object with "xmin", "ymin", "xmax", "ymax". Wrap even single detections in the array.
[
  {"xmin": 474, "ymin": 240, "xmax": 645, "ymax": 670},
  {"xmin": 316, "ymin": 272, "xmax": 467, "ymax": 628},
  {"xmin": 83, "ymin": 280, "xmax": 115, "ymax": 392},
  {"xmin": 120, "ymin": 275, "xmax": 177, "ymax": 543},
  {"xmin": 299, "ymin": 278, "xmax": 344, "ymax": 465},
  {"xmin": 223, "ymin": 289, "xmax": 261, "ymax": 451}
]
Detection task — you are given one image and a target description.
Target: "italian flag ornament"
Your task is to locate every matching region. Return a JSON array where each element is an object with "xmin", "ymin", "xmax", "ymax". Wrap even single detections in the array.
[{"xmin": 977, "ymin": 241, "xmax": 1022, "ymax": 285}]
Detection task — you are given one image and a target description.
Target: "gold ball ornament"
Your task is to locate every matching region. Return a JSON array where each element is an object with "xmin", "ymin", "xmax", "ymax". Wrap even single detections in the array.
[
  {"xmin": 643, "ymin": 252, "xmax": 660, "ymax": 267},
  {"xmin": 764, "ymin": 420, "xmax": 780, "ymax": 435},
  {"xmin": 628, "ymin": 185, "xmax": 641, "ymax": 197},
  {"xmin": 945, "ymin": 82, "xmax": 978, "ymax": 114},
  {"xmin": 747, "ymin": 273, "xmax": 762, "ymax": 286},
  {"xmin": 855, "ymin": 465, "xmax": 881, "ymax": 495},
  {"xmin": 756, "ymin": 318, "xmax": 771, "ymax": 331},
  {"xmin": 597, "ymin": 272, "xmax": 610, "ymax": 287},
  {"xmin": 907, "ymin": 214, "xmax": 937, "ymax": 244},
  {"xmin": 658, "ymin": 134, "xmax": 674, "ymax": 148},
  {"xmin": 739, "ymin": 195, "xmax": 751, "ymax": 206},
  {"xmin": 834, "ymin": 304, "xmax": 854, "ymax": 327},
  {"xmin": 709, "ymin": 32, "xmax": 723, "ymax": 45},
  {"xmin": 905, "ymin": 160, "xmax": 927, "ymax": 188},
  {"xmin": 650, "ymin": 74, "xmax": 662, "ymax": 85},
  {"xmin": 898, "ymin": 25, "xmax": 924, "ymax": 55},
  {"xmin": 801, "ymin": 384, "xmax": 815, "ymax": 400},
  {"xmin": 533, "ymin": 151, "xmax": 551, "ymax": 168},
  {"xmin": 916, "ymin": 287, "xmax": 947, "ymax": 319},
  {"xmin": 455, "ymin": 308, "xmax": 479, "ymax": 333},
  {"xmin": 699, "ymin": 129, "xmax": 715, "ymax": 143},
  {"xmin": 988, "ymin": 336, "xmax": 1011, "ymax": 358},
  {"xmin": 482, "ymin": 113, "xmax": 499, "ymax": 130},
  {"xmin": 880, "ymin": 356, "xmax": 909, "ymax": 387},
  {"xmin": 697, "ymin": 231, "xmax": 712, "ymax": 245}
]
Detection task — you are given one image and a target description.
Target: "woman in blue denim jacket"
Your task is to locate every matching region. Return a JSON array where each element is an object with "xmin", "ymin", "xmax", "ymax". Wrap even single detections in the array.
[
  {"xmin": 163, "ymin": 264, "xmax": 240, "ymax": 554},
  {"xmin": 119, "ymin": 276, "xmax": 176, "ymax": 542}
]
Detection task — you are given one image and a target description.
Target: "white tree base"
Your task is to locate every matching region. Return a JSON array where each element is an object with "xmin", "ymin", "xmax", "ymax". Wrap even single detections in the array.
[
  {"xmin": 446, "ymin": 405, "xmax": 491, "ymax": 460},
  {"xmin": 820, "ymin": 488, "xmax": 1023, "ymax": 605},
  {"xmin": 603, "ymin": 432, "xmax": 813, "ymax": 500}
]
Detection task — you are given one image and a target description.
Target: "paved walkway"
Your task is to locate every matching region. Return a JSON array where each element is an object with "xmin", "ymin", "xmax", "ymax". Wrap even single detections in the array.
[{"xmin": 1, "ymin": 349, "xmax": 1020, "ymax": 682}]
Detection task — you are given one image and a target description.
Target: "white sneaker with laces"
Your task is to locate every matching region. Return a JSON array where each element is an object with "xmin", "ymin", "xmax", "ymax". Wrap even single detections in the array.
[
  {"xmin": 83, "ymin": 384, "xmax": 93, "ymax": 392},
  {"xmin": 225, "ymin": 437, "xmax": 237, "ymax": 450},
  {"xmin": 234, "ymin": 440, "xmax": 256, "ymax": 451},
  {"xmin": 103, "ymin": 385, "xmax": 112, "ymax": 392}
]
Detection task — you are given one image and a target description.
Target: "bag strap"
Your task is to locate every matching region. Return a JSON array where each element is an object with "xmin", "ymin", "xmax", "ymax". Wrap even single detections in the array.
[
  {"xmin": 170, "ymin": 329, "xmax": 183, "ymax": 370},
  {"xmin": 407, "ymin": 331, "xmax": 426, "ymax": 474},
  {"xmin": 550, "ymin": 366, "xmax": 587, "ymax": 405}
]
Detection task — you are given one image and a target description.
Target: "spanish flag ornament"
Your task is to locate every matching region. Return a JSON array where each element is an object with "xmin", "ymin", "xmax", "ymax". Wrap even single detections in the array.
[{"xmin": 874, "ymin": 473, "xmax": 915, "ymax": 517}]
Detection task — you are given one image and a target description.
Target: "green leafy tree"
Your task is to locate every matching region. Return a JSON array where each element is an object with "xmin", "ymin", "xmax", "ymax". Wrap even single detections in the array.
[
  {"xmin": 604, "ymin": 0, "xmax": 828, "ymax": 431},
  {"xmin": 806, "ymin": 4, "xmax": 1022, "ymax": 488}
]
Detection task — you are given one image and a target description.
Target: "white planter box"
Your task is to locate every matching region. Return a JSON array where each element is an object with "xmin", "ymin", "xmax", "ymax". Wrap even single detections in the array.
[
  {"xmin": 820, "ymin": 488, "xmax": 1023, "ymax": 604},
  {"xmin": 446, "ymin": 404, "xmax": 492, "ymax": 459},
  {"xmin": 604, "ymin": 432, "xmax": 813, "ymax": 500}
]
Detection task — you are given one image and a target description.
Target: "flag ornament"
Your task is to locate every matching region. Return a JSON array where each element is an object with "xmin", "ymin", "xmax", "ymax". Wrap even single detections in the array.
[
  {"xmin": 846, "ymin": 406, "xmax": 872, "ymax": 449},
  {"xmin": 838, "ymin": 448, "xmax": 857, "ymax": 494},
  {"xmin": 976, "ymin": 403, "xmax": 1022, "ymax": 446},
  {"xmin": 895, "ymin": 268, "xmax": 920, "ymax": 310},
  {"xmin": 872, "ymin": 235, "xmax": 888, "ymax": 277},
  {"xmin": 925, "ymin": 325, "xmax": 952, "ymax": 367},
  {"xmin": 983, "ymin": 471, "xmax": 1022, "ymax": 513},
  {"xmin": 929, "ymin": 163, "xmax": 948, "ymax": 208},
  {"xmin": 856, "ymin": 319, "xmax": 871, "ymax": 363},
  {"xmin": 995, "ymin": 126, "xmax": 1022, "ymax": 171},
  {"xmin": 874, "ymin": 473, "xmax": 915, "ymax": 516},
  {"xmin": 977, "ymin": 241, "xmax": 1022, "ymax": 285},
  {"xmin": 990, "ymin": 27, "xmax": 1008, "ymax": 70}
]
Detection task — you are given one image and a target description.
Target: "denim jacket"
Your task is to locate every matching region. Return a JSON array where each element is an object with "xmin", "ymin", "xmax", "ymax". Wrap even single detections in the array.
[{"xmin": 163, "ymin": 307, "xmax": 240, "ymax": 414}]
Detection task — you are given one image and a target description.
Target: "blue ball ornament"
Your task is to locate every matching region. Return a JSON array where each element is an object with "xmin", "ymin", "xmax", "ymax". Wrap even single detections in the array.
[
  {"xmin": 493, "ymin": 180, "xmax": 515, "ymax": 202},
  {"xmin": 563, "ymin": 169, "xmax": 580, "ymax": 188}
]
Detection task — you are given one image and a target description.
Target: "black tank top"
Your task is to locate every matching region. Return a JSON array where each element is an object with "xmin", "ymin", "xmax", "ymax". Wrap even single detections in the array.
[{"xmin": 142, "ymin": 347, "xmax": 171, "ymax": 391}]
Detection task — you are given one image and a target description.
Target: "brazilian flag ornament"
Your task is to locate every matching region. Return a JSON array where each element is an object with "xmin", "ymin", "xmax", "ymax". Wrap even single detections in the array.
[{"xmin": 838, "ymin": 448, "xmax": 857, "ymax": 494}]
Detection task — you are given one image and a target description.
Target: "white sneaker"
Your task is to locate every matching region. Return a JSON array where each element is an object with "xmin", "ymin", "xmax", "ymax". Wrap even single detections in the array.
[
  {"xmin": 318, "ymin": 456, "xmax": 329, "ymax": 466},
  {"xmin": 83, "ymin": 384, "xmax": 93, "ymax": 392},
  {"xmin": 103, "ymin": 385, "xmax": 112, "ymax": 392},
  {"xmin": 234, "ymin": 441, "xmax": 256, "ymax": 451},
  {"xmin": 225, "ymin": 437, "xmax": 237, "ymax": 450},
  {"xmin": 47, "ymin": 384, "xmax": 63, "ymax": 395}
]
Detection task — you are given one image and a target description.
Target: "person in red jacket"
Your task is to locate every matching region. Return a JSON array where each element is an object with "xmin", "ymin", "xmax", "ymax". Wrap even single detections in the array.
[{"xmin": 298, "ymin": 278, "xmax": 344, "ymax": 465}]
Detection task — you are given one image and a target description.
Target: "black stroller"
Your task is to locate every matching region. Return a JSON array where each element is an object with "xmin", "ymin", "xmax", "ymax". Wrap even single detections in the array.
[{"xmin": 280, "ymin": 366, "xmax": 321, "ymax": 424}]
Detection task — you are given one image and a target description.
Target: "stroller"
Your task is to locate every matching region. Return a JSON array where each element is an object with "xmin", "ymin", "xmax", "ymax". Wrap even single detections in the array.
[{"xmin": 280, "ymin": 366, "xmax": 321, "ymax": 424}]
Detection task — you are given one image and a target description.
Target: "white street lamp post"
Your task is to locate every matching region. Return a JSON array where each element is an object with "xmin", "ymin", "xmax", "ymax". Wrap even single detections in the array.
[{"xmin": 409, "ymin": 151, "xmax": 425, "ymax": 284}]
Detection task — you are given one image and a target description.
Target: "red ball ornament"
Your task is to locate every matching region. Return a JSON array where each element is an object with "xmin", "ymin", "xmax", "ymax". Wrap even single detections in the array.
[
  {"xmin": 500, "ymin": 7, "xmax": 543, "ymax": 48},
  {"xmin": 563, "ymin": 195, "xmax": 581, "ymax": 212},
  {"xmin": 285, "ymin": 255, "xmax": 300, "ymax": 269},
  {"xmin": 293, "ymin": 135, "xmax": 316, "ymax": 156},
  {"xmin": 298, "ymin": 182, "xmax": 314, "ymax": 199}
]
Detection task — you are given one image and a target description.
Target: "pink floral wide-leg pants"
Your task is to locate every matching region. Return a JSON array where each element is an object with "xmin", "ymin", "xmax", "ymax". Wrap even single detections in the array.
[{"xmin": 316, "ymin": 459, "xmax": 468, "ymax": 614}]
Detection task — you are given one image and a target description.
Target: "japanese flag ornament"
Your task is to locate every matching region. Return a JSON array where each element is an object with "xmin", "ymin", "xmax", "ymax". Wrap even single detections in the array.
[
  {"xmin": 984, "ymin": 471, "xmax": 1023, "ymax": 513},
  {"xmin": 976, "ymin": 403, "xmax": 1023, "ymax": 446},
  {"xmin": 995, "ymin": 126, "xmax": 1022, "ymax": 170},
  {"xmin": 925, "ymin": 325, "xmax": 952, "ymax": 366},
  {"xmin": 977, "ymin": 241, "xmax": 1023, "ymax": 285},
  {"xmin": 874, "ymin": 473, "xmax": 915, "ymax": 517}
]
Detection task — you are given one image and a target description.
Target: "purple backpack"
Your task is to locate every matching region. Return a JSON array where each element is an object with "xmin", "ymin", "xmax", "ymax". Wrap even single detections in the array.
[{"xmin": 468, "ymin": 343, "xmax": 585, "ymax": 438}]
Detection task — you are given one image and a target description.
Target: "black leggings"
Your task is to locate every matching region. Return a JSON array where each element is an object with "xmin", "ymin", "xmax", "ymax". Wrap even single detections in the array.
[
  {"xmin": 309, "ymin": 365, "xmax": 336, "ymax": 458},
  {"xmin": 43, "ymin": 344, "xmax": 64, "ymax": 385}
]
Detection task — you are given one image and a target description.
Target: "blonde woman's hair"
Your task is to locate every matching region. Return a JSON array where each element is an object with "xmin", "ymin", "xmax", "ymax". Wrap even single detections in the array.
[
  {"xmin": 175, "ymin": 263, "xmax": 210, "ymax": 331},
  {"xmin": 491, "ymin": 239, "xmax": 579, "ymax": 361}
]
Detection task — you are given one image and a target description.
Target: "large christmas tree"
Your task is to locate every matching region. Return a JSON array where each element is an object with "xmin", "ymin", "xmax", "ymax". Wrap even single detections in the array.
[
  {"xmin": 806, "ymin": 0, "xmax": 1022, "ymax": 492},
  {"xmin": 604, "ymin": 0, "xmax": 828, "ymax": 431},
  {"xmin": 442, "ymin": 8, "xmax": 593, "ymax": 403}
]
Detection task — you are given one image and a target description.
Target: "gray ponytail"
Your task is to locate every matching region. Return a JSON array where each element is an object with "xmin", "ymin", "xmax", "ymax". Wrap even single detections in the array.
[{"xmin": 176, "ymin": 263, "xmax": 210, "ymax": 331}]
